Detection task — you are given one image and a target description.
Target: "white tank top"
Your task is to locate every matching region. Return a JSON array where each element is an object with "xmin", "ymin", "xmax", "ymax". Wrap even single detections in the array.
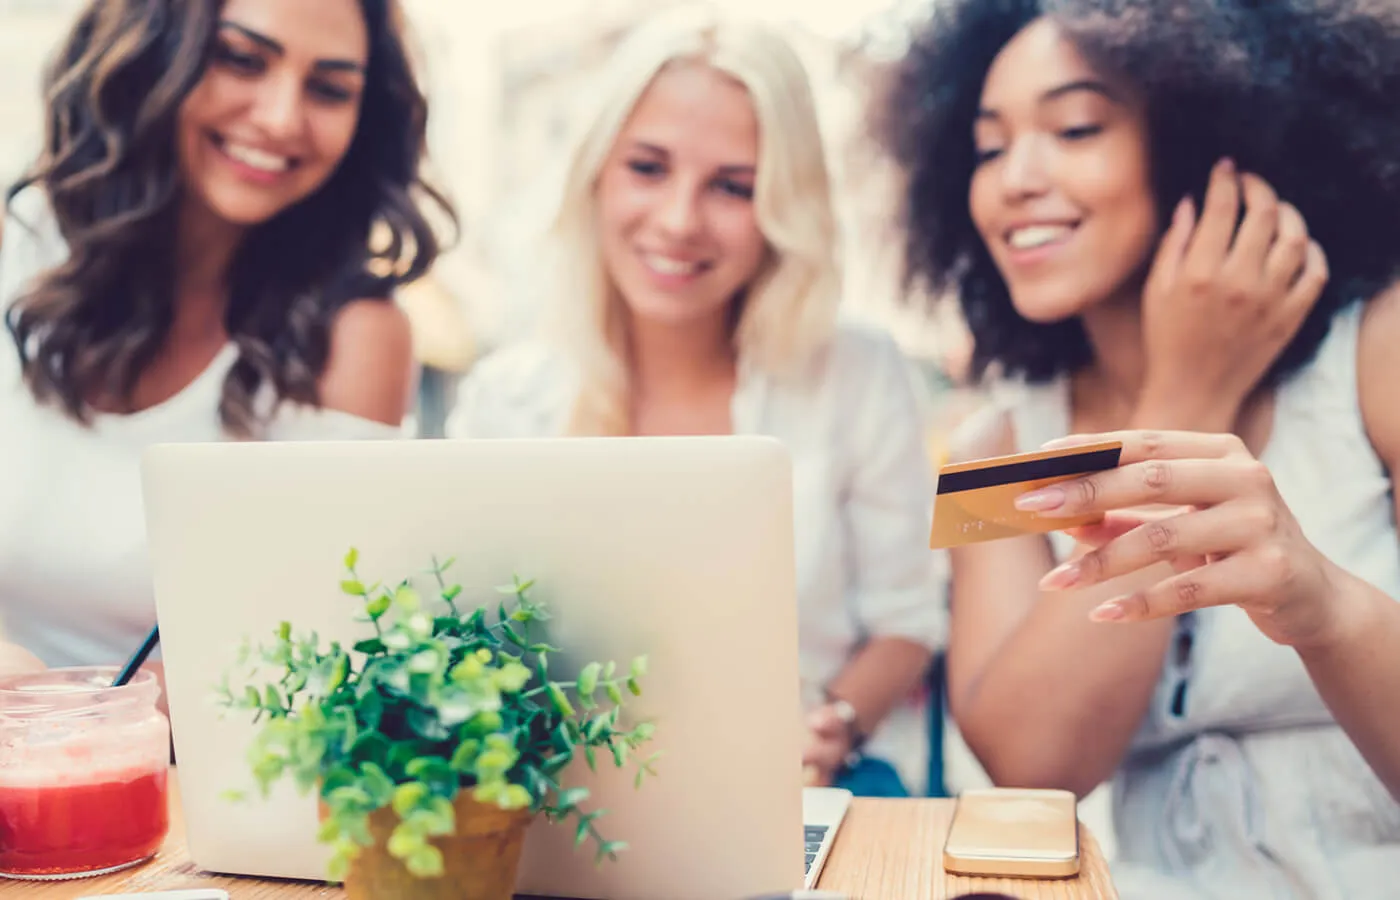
[
  {"xmin": 992, "ymin": 303, "xmax": 1400, "ymax": 898},
  {"xmin": 0, "ymin": 187, "xmax": 402, "ymax": 668}
]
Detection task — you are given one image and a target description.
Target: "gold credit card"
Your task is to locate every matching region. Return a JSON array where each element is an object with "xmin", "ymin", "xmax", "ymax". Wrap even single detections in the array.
[{"xmin": 930, "ymin": 440, "xmax": 1123, "ymax": 549}]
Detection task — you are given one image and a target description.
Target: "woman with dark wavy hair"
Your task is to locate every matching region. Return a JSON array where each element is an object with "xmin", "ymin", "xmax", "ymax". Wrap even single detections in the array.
[
  {"xmin": 879, "ymin": 0, "xmax": 1400, "ymax": 895},
  {"xmin": 0, "ymin": 0, "xmax": 452, "ymax": 677}
]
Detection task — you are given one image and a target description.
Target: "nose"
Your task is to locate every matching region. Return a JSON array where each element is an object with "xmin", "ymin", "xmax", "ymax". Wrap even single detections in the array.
[
  {"xmin": 998, "ymin": 134, "xmax": 1052, "ymax": 200},
  {"xmin": 247, "ymin": 72, "xmax": 305, "ymax": 142},
  {"xmin": 655, "ymin": 178, "xmax": 704, "ymax": 240}
]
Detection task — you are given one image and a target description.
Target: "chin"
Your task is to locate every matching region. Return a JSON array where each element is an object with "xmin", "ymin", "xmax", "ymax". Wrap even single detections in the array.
[
  {"xmin": 1005, "ymin": 282, "xmax": 1099, "ymax": 325},
  {"xmin": 623, "ymin": 294, "xmax": 728, "ymax": 329},
  {"xmin": 201, "ymin": 193, "xmax": 296, "ymax": 227}
]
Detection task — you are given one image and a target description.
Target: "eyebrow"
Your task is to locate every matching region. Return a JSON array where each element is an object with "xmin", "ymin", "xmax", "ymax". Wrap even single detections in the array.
[
  {"xmin": 631, "ymin": 141, "xmax": 756, "ymax": 177},
  {"xmin": 976, "ymin": 79, "xmax": 1119, "ymax": 120},
  {"xmin": 219, "ymin": 21, "xmax": 366, "ymax": 74}
]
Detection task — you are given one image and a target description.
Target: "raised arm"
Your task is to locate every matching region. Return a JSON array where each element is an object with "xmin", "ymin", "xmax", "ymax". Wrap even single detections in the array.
[
  {"xmin": 1006, "ymin": 287, "xmax": 1400, "ymax": 800},
  {"xmin": 944, "ymin": 407, "xmax": 1174, "ymax": 796}
]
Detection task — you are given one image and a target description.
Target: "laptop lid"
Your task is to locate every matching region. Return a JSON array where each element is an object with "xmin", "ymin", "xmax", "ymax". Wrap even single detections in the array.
[{"xmin": 141, "ymin": 436, "xmax": 808, "ymax": 900}]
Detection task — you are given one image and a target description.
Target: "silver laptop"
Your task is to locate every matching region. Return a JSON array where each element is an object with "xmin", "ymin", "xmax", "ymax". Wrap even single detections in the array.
[{"xmin": 141, "ymin": 436, "xmax": 851, "ymax": 900}]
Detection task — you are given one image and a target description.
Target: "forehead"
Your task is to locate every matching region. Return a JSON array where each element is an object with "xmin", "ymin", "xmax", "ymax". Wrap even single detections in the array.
[
  {"xmin": 980, "ymin": 18, "xmax": 1103, "ymax": 105},
  {"xmin": 219, "ymin": 0, "xmax": 369, "ymax": 62},
  {"xmin": 620, "ymin": 62, "xmax": 758, "ymax": 163}
]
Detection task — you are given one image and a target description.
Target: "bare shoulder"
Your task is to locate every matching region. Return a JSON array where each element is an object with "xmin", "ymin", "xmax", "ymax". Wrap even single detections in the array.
[
  {"xmin": 1358, "ymin": 285, "xmax": 1400, "ymax": 466},
  {"xmin": 319, "ymin": 297, "xmax": 416, "ymax": 426}
]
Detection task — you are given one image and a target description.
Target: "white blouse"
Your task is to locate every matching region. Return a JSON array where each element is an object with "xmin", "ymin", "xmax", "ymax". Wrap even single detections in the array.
[
  {"xmin": 445, "ymin": 322, "xmax": 947, "ymax": 793},
  {"xmin": 0, "ymin": 186, "xmax": 402, "ymax": 670}
]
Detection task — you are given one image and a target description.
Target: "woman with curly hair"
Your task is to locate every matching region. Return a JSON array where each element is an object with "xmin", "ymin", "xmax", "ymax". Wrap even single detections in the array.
[
  {"xmin": 448, "ymin": 6, "xmax": 944, "ymax": 797},
  {"xmin": 0, "ymin": 0, "xmax": 451, "ymax": 675},
  {"xmin": 878, "ymin": 0, "xmax": 1400, "ymax": 894}
]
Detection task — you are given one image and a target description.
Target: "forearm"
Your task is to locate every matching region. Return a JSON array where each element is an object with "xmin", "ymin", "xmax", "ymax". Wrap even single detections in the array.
[
  {"xmin": 955, "ymin": 562, "xmax": 1175, "ymax": 796},
  {"xmin": 826, "ymin": 636, "xmax": 933, "ymax": 737},
  {"xmin": 1299, "ymin": 567, "xmax": 1400, "ymax": 801}
]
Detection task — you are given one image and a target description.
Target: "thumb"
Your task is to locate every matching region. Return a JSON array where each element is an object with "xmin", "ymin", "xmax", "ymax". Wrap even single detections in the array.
[{"xmin": 1143, "ymin": 197, "xmax": 1195, "ymax": 302}]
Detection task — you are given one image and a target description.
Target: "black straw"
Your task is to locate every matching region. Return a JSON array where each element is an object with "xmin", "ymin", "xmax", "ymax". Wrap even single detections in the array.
[{"xmin": 113, "ymin": 625, "xmax": 160, "ymax": 687}]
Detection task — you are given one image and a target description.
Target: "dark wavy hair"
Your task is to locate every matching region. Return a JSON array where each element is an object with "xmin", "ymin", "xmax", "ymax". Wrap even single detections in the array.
[
  {"xmin": 5, "ymin": 0, "xmax": 455, "ymax": 435},
  {"xmin": 876, "ymin": 0, "xmax": 1400, "ymax": 385}
]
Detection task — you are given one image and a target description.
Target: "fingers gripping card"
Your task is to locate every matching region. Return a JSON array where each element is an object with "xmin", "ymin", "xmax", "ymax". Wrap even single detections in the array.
[{"xmin": 931, "ymin": 441, "xmax": 1123, "ymax": 549}]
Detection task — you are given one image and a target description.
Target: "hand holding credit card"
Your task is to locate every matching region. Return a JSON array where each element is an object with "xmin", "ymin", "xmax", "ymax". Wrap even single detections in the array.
[{"xmin": 930, "ymin": 440, "xmax": 1123, "ymax": 549}]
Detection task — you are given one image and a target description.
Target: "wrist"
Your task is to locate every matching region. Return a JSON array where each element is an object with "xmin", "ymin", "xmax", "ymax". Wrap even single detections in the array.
[
  {"xmin": 1131, "ymin": 386, "xmax": 1240, "ymax": 433},
  {"xmin": 822, "ymin": 691, "xmax": 866, "ymax": 755},
  {"xmin": 1293, "ymin": 562, "xmax": 1379, "ymax": 659}
]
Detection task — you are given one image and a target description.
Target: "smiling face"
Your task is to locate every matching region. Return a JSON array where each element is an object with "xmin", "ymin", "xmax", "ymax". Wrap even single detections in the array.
[
  {"xmin": 969, "ymin": 18, "xmax": 1159, "ymax": 323},
  {"xmin": 594, "ymin": 60, "xmax": 768, "ymax": 333},
  {"xmin": 175, "ymin": 0, "xmax": 369, "ymax": 227}
]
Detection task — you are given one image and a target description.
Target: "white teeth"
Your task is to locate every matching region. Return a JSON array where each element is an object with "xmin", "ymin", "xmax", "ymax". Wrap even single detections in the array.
[
  {"xmin": 644, "ymin": 253, "xmax": 702, "ymax": 276},
  {"xmin": 223, "ymin": 141, "xmax": 290, "ymax": 173},
  {"xmin": 1008, "ymin": 224, "xmax": 1073, "ymax": 250}
]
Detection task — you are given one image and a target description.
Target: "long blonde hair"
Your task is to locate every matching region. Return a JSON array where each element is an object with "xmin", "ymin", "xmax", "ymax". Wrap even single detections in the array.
[{"xmin": 538, "ymin": 4, "xmax": 842, "ymax": 436}]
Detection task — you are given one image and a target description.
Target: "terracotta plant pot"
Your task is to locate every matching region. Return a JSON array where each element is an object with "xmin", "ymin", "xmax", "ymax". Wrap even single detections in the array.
[{"xmin": 331, "ymin": 792, "xmax": 534, "ymax": 900}]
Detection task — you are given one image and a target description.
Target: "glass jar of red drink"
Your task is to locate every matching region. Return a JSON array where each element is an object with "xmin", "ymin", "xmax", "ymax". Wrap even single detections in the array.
[{"xmin": 0, "ymin": 666, "xmax": 170, "ymax": 880}]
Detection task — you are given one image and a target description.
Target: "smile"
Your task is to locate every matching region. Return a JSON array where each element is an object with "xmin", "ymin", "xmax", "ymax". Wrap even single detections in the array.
[
  {"xmin": 641, "ymin": 252, "xmax": 711, "ymax": 279},
  {"xmin": 210, "ymin": 132, "xmax": 298, "ymax": 180}
]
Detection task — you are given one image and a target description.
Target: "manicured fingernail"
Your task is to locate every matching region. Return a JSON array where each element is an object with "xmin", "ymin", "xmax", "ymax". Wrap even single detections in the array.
[
  {"xmin": 1090, "ymin": 600, "xmax": 1126, "ymax": 622},
  {"xmin": 1015, "ymin": 487, "xmax": 1065, "ymax": 511},
  {"xmin": 1219, "ymin": 157, "xmax": 1235, "ymax": 175},
  {"xmin": 1040, "ymin": 561, "xmax": 1080, "ymax": 590}
]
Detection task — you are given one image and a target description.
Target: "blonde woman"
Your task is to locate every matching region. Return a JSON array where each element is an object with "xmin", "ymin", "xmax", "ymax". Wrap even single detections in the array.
[{"xmin": 446, "ymin": 7, "xmax": 943, "ymax": 796}]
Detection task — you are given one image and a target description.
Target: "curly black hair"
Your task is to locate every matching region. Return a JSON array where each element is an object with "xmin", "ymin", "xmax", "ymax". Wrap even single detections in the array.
[
  {"xmin": 877, "ymin": 0, "xmax": 1400, "ymax": 385},
  {"xmin": 6, "ymin": 0, "xmax": 454, "ymax": 436}
]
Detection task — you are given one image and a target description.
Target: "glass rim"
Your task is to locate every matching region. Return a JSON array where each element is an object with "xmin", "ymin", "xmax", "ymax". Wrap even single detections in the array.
[{"xmin": 0, "ymin": 666, "xmax": 159, "ymax": 716}]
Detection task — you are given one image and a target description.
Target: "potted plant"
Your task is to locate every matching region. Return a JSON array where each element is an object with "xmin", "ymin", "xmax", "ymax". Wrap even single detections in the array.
[{"xmin": 219, "ymin": 549, "xmax": 659, "ymax": 900}]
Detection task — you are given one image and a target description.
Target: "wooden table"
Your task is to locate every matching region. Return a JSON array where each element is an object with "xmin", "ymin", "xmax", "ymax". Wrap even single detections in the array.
[{"xmin": 10, "ymin": 773, "xmax": 1119, "ymax": 899}]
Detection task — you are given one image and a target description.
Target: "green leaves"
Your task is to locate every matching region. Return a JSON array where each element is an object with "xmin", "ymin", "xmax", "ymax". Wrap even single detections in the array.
[
  {"xmin": 365, "ymin": 593, "xmax": 390, "ymax": 619},
  {"xmin": 493, "ymin": 661, "xmax": 532, "ymax": 694},
  {"xmin": 576, "ymin": 663, "xmax": 600, "ymax": 709},
  {"xmin": 449, "ymin": 738, "xmax": 480, "ymax": 773},
  {"xmin": 394, "ymin": 584, "xmax": 423, "ymax": 618},
  {"xmin": 546, "ymin": 683, "xmax": 576, "ymax": 717},
  {"xmin": 220, "ymin": 548, "xmax": 659, "ymax": 882},
  {"xmin": 387, "ymin": 794, "xmax": 453, "ymax": 879},
  {"xmin": 358, "ymin": 762, "xmax": 396, "ymax": 807}
]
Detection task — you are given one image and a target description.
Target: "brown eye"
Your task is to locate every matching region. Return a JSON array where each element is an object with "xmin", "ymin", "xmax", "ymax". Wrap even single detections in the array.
[
  {"xmin": 212, "ymin": 42, "xmax": 263, "ymax": 75},
  {"xmin": 308, "ymin": 80, "xmax": 355, "ymax": 104}
]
